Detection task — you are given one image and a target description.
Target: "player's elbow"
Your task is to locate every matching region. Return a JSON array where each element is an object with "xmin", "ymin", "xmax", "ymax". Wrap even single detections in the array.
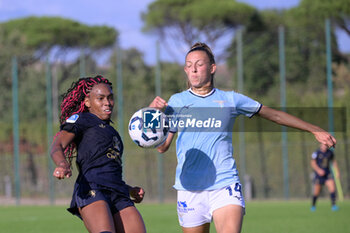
[
  {"xmin": 157, "ymin": 144, "xmax": 169, "ymax": 153},
  {"xmin": 156, "ymin": 132, "xmax": 174, "ymax": 153},
  {"xmin": 259, "ymin": 106, "xmax": 283, "ymax": 124}
]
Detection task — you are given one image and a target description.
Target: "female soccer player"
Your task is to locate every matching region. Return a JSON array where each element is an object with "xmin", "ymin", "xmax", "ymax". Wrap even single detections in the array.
[
  {"xmin": 311, "ymin": 143, "xmax": 340, "ymax": 211},
  {"xmin": 150, "ymin": 42, "xmax": 336, "ymax": 233},
  {"xmin": 51, "ymin": 75, "xmax": 146, "ymax": 233}
]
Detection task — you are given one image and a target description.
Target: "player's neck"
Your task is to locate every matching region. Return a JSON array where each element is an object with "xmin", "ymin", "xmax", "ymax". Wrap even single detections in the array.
[{"xmin": 190, "ymin": 85, "xmax": 214, "ymax": 96}]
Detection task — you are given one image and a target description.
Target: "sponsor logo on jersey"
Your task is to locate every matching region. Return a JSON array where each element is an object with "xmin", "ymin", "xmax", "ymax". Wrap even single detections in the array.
[{"xmin": 66, "ymin": 114, "xmax": 79, "ymax": 123}]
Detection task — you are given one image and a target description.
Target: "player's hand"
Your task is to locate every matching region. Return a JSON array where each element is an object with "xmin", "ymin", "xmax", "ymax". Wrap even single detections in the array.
[
  {"xmin": 53, "ymin": 166, "xmax": 72, "ymax": 179},
  {"xmin": 317, "ymin": 169, "xmax": 326, "ymax": 176},
  {"xmin": 129, "ymin": 186, "xmax": 145, "ymax": 203},
  {"xmin": 149, "ymin": 96, "xmax": 167, "ymax": 110},
  {"xmin": 313, "ymin": 131, "xmax": 336, "ymax": 148}
]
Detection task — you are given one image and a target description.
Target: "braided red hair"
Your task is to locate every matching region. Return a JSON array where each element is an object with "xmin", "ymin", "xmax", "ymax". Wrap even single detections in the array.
[{"xmin": 55, "ymin": 75, "xmax": 112, "ymax": 165}]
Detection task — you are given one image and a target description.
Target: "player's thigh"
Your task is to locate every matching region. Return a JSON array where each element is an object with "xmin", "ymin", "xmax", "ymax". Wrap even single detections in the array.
[
  {"xmin": 325, "ymin": 179, "xmax": 336, "ymax": 193},
  {"xmin": 182, "ymin": 223, "xmax": 210, "ymax": 233},
  {"xmin": 113, "ymin": 206, "xmax": 146, "ymax": 233},
  {"xmin": 79, "ymin": 200, "xmax": 115, "ymax": 233},
  {"xmin": 212, "ymin": 204, "xmax": 244, "ymax": 233},
  {"xmin": 313, "ymin": 183, "xmax": 322, "ymax": 195}
]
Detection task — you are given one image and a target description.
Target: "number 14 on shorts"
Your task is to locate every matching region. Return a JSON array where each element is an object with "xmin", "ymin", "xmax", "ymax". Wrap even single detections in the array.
[{"xmin": 226, "ymin": 183, "xmax": 243, "ymax": 200}]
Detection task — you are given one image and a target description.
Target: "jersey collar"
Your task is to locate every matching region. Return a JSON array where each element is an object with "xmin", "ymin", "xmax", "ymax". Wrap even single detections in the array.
[{"xmin": 188, "ymin": 88, "xmax": 216, "ymax": 98}]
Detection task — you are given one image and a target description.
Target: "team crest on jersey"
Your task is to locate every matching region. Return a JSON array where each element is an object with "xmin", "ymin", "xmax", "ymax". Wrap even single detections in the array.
[
  {"xmin": 66, "ymin": 114, "xmax": 79, "ymax": 123},
  {"xmin": 99, "ymin": 123, "xmax": 106, "ymax": 128},
  {"xmin": 113, "ymin": 136, "xmax": 122, "ymax": 152},
  {"xmin": 213, "ymin": 100, "xmax": 226, "ymax": 108},
  {"xmin": 88, "ymin": 190, "xmax": 96, "ymax": 198}
]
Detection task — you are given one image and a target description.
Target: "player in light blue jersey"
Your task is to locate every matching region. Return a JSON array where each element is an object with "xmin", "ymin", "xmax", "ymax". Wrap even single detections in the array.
[
  {"xmin": 150, "ymin": 42, "xmax": 336, "ymax": 233},
  {"xmin": 166, "ymin": 88, "xmax": 261, "ymax": 192}
]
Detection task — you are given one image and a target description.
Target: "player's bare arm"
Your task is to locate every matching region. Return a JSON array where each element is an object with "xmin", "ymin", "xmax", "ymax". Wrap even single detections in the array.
[
  {"xmin": 51, "ymin": 130, "xmax": 75, "ymax": 179},
  {"xmin": 258, "ymin": 105, "xmax": 336, "ymax": 148},
  {"xmin": 157, "ymin": 132, "xmax": 175, "ymax": 153}
]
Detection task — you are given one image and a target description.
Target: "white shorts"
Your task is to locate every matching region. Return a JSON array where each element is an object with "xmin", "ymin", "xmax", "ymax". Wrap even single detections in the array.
[{"xmin": 177, "ymin": 182, "xmax": 245, "ymax": 228}]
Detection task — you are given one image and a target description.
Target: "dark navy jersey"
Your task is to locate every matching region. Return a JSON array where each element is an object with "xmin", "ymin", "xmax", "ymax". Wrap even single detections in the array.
[
  {"xmin": 61, "ymin": 112, "xmax": 126, "ymax": 191},
  {"xmin": 311, "ymin": 149, "xmax": 334, "ymax": 175}
]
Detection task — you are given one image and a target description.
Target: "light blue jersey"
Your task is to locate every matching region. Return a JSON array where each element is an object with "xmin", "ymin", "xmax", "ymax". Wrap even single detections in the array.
[{"xmin": 166, "ymin": 88, "xmax": 262, "ymax": 191}]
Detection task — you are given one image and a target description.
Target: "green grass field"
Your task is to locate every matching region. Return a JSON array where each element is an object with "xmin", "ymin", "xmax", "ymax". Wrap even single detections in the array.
[{"xmin": 0, "ymin": 200, "xmax": 349, "ymax": 233}]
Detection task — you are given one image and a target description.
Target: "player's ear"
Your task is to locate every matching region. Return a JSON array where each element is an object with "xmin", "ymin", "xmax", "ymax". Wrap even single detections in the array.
[
  {"xmin": 84, "ymin": 97, "xmax": 91, "ymax": 108},
  {"xmin": 210, "ymin": 63, "xmax": 217, "ymax": 74}
]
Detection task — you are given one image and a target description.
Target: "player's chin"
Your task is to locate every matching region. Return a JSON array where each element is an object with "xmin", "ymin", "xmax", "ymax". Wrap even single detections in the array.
[
  {"xmin": 190, "ymin": 82, "xmax": 203, "ymax": 88},
  {"xmin": 101, "ymin": 111, "xmax": 112, "ymax": 120}
]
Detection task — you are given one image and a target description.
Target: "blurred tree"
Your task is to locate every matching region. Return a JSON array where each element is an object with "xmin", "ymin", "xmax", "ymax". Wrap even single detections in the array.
[
  {"xmin": 0, "ymin": 17, "xmax": 118, "ymax": 146},
  {"xmin": 119, "ymin": 48, "xmax": 154, "ymax": 110},
  {"xmin": 0, "ymin": 16, "xmax": 118, "ymax": 95},
  {"xmin": 159, "ymin": 62, "xmax": 186, "ymax": 99},
  {"xmin": 227, "ymin": 4, "xmax": 347, "ymax": 95},
  {"xmin": 227, "ymin": 11, "xmax": 282, "ymax": 95},
  {"xmin": 0, "ymin": 16, "xmax": 117, "ymax": 64},
  {"xmin": 142, "ymin": 0, "xmax": 257, "ymax": 60},
  {"xmin": 296, "ymin": 0, "xmax": 350, "ymax": 37},
  {"xmin": 108, "ymin": 47, "xmax": 185, "ymax": 114},
  {"xmin": 286, "ymin": 1, "xmax": 348, "ymax": 86},
  {"xmin": 0, "ymin": 27, "xmax": 32, "ymax": 140},
  {"xmin": 291, "ymin": 0, "xmax": 350, "ymax": 65}
]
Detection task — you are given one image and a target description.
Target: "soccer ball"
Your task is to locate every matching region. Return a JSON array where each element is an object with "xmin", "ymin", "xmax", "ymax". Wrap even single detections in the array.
[{"xmin": 128, "ymin": 107, "xmax": 169, "ymax": 148}]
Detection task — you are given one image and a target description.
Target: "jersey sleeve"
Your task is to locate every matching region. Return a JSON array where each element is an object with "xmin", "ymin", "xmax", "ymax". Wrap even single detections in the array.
[
  {"xmin": 60, "ymin": 114, "xmax": 87, "ymax": 137},
  {"xmin": 232, "ymin": 92, "xmax": 262, "ymax": 118},
  {"xmin": 311, "ymin": 151, "xmax": 317, "ymax": 159}
]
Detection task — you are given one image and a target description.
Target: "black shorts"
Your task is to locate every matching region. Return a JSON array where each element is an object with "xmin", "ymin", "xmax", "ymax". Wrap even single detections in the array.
[
  {"xmin": 68, "ymin": 182, "xmax": 134, "ymax": 219},
  {"xmin": 313, "ymin": 172, "xmax": 333, "ymax": 185}
]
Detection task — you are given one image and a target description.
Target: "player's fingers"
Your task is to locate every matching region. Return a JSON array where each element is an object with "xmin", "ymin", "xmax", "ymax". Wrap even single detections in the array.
[
  {"xmin": 135, "ymin": 196, "xmax": 144, "ymax": 203},
  {"xmin": 53, "ymin": 168, "xmax": 71, "ymax": 179},
  {"xmin": 65, "ymin": 170, "xmax": 72, "ymax": 178},
  {"xmin": 150, "ymin": 96, "xmax": 167, "ymax": 109},
  {"xmin": 325, "ymin": 136, "xmax": 336, "ymax": 148},
  {"xmin": 330, "ymin": 136, "xmax": 336, "ymax": 147},
  {"xmin": 53, "ymin": 169, "xmax": 60, "ymax": 178},
  {"xmin": 316, "ymin": 132, "xmax": 336, "ymax": 149},
  {"xmin": 156, "ymin": 96, "xmax": 167, "ymax": 105},
  {"xmin": 139, "ymin": 188, "xmax": 145, "ymax": 196}
]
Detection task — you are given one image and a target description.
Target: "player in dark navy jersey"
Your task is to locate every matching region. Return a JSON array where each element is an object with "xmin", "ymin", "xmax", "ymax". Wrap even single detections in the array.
[
  {"xmin": 311, "ymin": 144, "xmax": 340, "ymax": 211},
  {"xmin": 51, "ymin": 75, "xmax": 146, "ymax": 233}
]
